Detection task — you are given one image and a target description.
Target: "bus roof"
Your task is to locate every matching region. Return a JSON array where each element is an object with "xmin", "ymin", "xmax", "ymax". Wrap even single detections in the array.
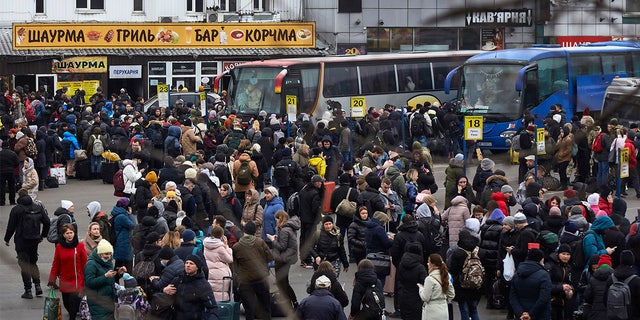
[
  {"xmin": 466, "ymin": 45, "xmax": 640, "ymax": 64},
  {"xmin": 230, "ymin": 50, "xmax": 485, "ymax": 68}
]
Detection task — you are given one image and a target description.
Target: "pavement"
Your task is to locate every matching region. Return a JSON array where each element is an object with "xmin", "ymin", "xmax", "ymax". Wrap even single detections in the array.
[{"xmin": 0, "ymin": 152, "xmax": 637, "ymax": 319}]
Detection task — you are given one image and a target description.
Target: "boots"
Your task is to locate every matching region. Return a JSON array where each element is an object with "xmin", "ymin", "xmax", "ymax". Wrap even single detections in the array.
[
  {"xmin": 21, "ymin": 288, "xmax": 33, "ymax": 299},
  {"xmin": 34, "ymin": 283, "xmax": 43, "ymax": 297}
]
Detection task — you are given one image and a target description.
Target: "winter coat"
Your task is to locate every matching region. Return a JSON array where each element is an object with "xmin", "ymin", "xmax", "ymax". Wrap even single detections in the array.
[
  {"xmin": 35, "ymin": 130, "xmax": 47, "ymax": 168},
  {"xmin": 604, "ymin": 265, "xmax": 640, "ymax": 320},
  {"xmin": 583, "ymin": 267, "xmax": 614, "ymax": 320},
  {"xmin": 121, "ymin": 159, "xmax": 141, "ymax": 195},
  {"xmin": 180, "ymin": 125, "xmax": 202, "ymax": 156},
  {"xmin": 544, "ymin": 253, "xmax": 572, "ymax": 308},
  {"xmin": 479, "ymin": 219, "xmax": 503, "ymax": 271},
  {"xmin": 398, "ymin": 251, "xmax": 428, "ymax": 320},
  {"xmin": 472, "ymin": 167, "xmax": 494, "ymax": 196},
  {"xmin": 0, "ymin": 148, "xmax": 19, "ymax": 174},
  {"xmin": 497, "ymin": 229, "xmax": 519, "ymax": 273},
  {"xmin": 170, "ymin": 268, "xmax": 218, "ymax": 320},
  {"xmin": 3, "ymin": 195, "xmax": 50, "ymax": 251},
  {"xmin": 441, "ymin": 196, "xmax": 471, "ymax": 244},
  {"xmin": 241, "ymin": 189, "xmax": 263, "ymax": 236},
  {"xmin": 348, "ymin": 214, "xmax": 368, "ymax": 262},
  {"xmin": 350, "ymin": 268, "xmax": 384, "ymax": 317},
  {"xmin": 330, "ymin": 184, "xmax": 359, "ymax": 229},
  {"xmin": 62, "ymin": 131, "xmax": 80, "ymax": 160},
  {"xmin": 48, "ymin": 237, "xmax": 87, "ymax": 293},
  {"xmin": 555, "ymin": 134, "xmax": 574, "ymax": 163},
  {"xmin": 203, "ymin": 237, "xmax": 233, "ymax": 301},
  {"xmin": 84, "ymin": 248, "xmax": 117, "ymax": 320},
  {"xmin": 232, "ymin": 152, "xmax": 259, "ymax": 193},
  {"xmin": 310, "ymin": 226, "xmax": 349, "ymax": 268},
  {"xmin": 151, "ymin": 255, "xmax": 184, "ymax": 292},
  {"xmin": 272, "ymin": 216, "xmax": 300, "ymax": 265},
  {"xmin": 164, "ymin": 125, "xmax": 182, "ymax": 157},
  {"xmin": 261, "ymin": 196, "xmax": 285, "ymax": 243},
  {"xmin": 509, "ymin": 260, "xmax": 552, "ymax": 320},
  {"xmin": 419, "ymin": 269, "xmax": 455, "ymax": 320},
  {"xmin": 174, "ymin": 243, "xmax": 208, "ymax": 278},
  {"xmin": 296, "ymin": 289, "xmax": 347, "ymax": 320},
  {"xmin": 82, "ymin": 233, "xmax": 102, "ymax": 257},
  {"xmin": 583, "ymin": 216, "xmax": 615, "ymax": 268},
  {"xmin": 133, "ymin": 178, "xmax": 153, "ymax": 214},
  {"xmin": 449, "ymin": 231, "xmax": 482, "ymax": 302},
  {"xmin": 232, "ymin": 235, "xmax": 273, "ymax": 284},
  {"xmin": 299, "ymin": 183, "xmax": 323, "ymax": 224},
  {"xmin": 112, "ymin": 205, "xmax": 136, "ymax": 261},
  {"xmin": 385, "ymin": 165, "xmax": 407, "ymax": 199},
  {"xmin": 364, "ymin": 218, "xmax": 394, "ymax": 255},
  {"xmin": 357, "ymin": 188, "xmax": 386, "ymax": 215},
  {"xmin": 306, "ymin": 270, "xmax": 350, "ymax": 307},
  {"xmin": 22, "ymin": 158, "xmax": 39, "ymax": 200},
  {"xmin": 444, "ymin": 159, "xmax": 464, "ymax": 207},
  {"xmin": 390, "ymin": 220, "xmax": 426, "ymax": 267}
]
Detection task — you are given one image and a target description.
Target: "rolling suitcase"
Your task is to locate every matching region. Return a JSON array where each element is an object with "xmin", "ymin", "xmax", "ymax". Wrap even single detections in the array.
[
  {"xmin": 101, "ymin": 161, "xmax": 119, "ymax": 184},
  {"xmin": 217, "ymin": 277, "xmax": 240, "ymax": 320},
  {"xmin": 75, "ymin": 159, "xmax": 92, "ymax": 180}
]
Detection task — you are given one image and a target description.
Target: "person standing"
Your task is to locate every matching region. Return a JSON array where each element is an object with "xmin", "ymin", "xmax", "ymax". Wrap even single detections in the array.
[
  {"xmin": 84, "ymin": 239, "xmax": 127, "ymax": 320},
  {"xmin": 3, "ymin": 188, "xmax": 50, "ymax": 298},
  {"xmin": 112, "ymin": 198, "xmax": 136, "ymax": 274},
  {"xmin": 418, "ymin": 253, "xmax": 456, "ymax": 320},
  {"xmin": 509, "ymin": 248, "xmax": 552, "ymax": 320},
  {"xmin": 47, "ymin": 223, "xmax": 88, "ymax": 319},
  {"xmin": 296, "ymin": 275, "xmax": 347, "ymax": 320},
  {"xmin": 267, "ymin": 211, "xmax": 301, "ymax": 310},
  {"xmin": 0, "ymin": 140, "xmax": 19, "ymax": 206},
  {"xmin": 298, "ymin": 174, "xmax": 325, "ymax": 268}
]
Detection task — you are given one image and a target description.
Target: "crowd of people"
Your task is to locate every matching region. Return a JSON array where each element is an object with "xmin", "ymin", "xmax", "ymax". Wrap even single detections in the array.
[{"xmin": 1, "ymin": 83, "xmax": 640, "ymax": 320}]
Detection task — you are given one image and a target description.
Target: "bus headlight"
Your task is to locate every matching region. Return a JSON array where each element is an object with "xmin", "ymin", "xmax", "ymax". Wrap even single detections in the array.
[{"xmin": 500, "ymin": 130, "xmax": 517, "ymax": 146}]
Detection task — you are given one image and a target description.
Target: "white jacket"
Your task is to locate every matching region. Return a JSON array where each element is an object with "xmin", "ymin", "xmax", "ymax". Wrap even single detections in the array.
[{"xmin": 122, "ymin": 159, "xmax": 141, "ymax": 195}]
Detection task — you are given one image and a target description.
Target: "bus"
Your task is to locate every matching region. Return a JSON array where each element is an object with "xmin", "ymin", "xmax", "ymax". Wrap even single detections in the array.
[
  {"xmin": 213, "ymin": 51, "xmax": 483, "ymax": 122},
  {"xmin": 601, "ymin": 76, "xmax": 640, "ymax": 128},
  {"xmin": 443, "ymin": 42, "xmax": 640, "ymax": 151}
]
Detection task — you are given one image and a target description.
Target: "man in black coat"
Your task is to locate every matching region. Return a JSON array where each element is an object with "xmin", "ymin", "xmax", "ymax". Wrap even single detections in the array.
[
  {"xmin": 510, "ymin": 248, "xmax": 552, "ymax": 320},
  {"xmin": 298, "ymin": 175, "xmax": 324, "ymax": 267},
  {"xmin": 604, "ymin": 250, "xmax": 640, "ymax": 320},
  {"xmin": 0, "ymin": 140, "xmax": 19, "ymax": 205},
  {"xmin": 329, "ymin": 173, "xmax": 359, "ymax": 256}
]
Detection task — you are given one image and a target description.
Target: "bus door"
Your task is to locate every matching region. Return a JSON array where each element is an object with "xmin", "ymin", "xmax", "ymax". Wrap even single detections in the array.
[
  {"xmin": 575, "ymin": 74, "xmax": 622, "ymax": 113},
  {"xmin": 281, "ymin": 70, "xmax": 303, "ymax": 123}
]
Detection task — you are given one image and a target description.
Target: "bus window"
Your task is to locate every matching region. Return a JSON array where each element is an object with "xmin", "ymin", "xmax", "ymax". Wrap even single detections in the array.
[
  {"xmin": 537, "ymin": 57, "xmax": 568, "ymax": 98},
  {"xmin": 632, "ymin": 52, "xmax": 640, "ymax": 76},
  {"xmin": 300, "ymin": 67, "xmax": 320, "ymax": 115},
  {"xmin": 433, "ymin": 61, "xmax": 460, "ymax": 90},
  {"xmin": 360, "ymin": 64, "xmax": 397, "ymax": 94},
  {"xmin": 234, "ymin": 68, "xmax": 280, "ymax": 114},
  {"xmin": 324, "ymin": 65, "xmax": 358, "ymax": 97},
  {"xmin": 397, "ymin": 63, "xmax": 431, "ymax": 91},
  {"xmin": 571, "ymin": 55, "xmax": 601, "ymax": 77},
  {"xmin": 601, "ymin": 54, "xmax": 628, "ymax": 75}
]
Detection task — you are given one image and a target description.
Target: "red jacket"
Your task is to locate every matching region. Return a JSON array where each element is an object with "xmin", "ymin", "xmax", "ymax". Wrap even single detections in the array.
[
  {"xmin": 48, "ymin": 242, "xmax": 88, "ymax": 293},
  {"xmin": 624, "ymin": 138, "xmax": 637, "ymax": 168},
  {"xmin": 491, "ymin": 191, "xmax": 509, "ymax": 216},
  {"xmin": 598, "ymin": 197, "xmax": 613, "ymax": 216}
]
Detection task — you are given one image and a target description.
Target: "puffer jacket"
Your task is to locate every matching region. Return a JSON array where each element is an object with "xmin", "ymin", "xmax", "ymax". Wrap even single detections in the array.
[
  {"xmin": 583, "ymin": 267, "xmax": 614, "ymax": 320},
  {"xmin": 348, "ymin": 213, "xmax": 368, "ymax": 262},
  {"xmin": 170, "ymin": 266, "xmax": 218, "ymax": 320},
  {"xmin": 180, "ymin": 125, "xmax": 202, "ymax": 156},
  {"xmin": 112, "ymin": 205, "xmax": 136, "ymax": 261},
  {"xmin": 232, "ymin": 152, "xmax": 259, "ymax": 193},
  {"xmin": 164, "ymin": 125, "xmax": 181, "ymax": 157},
  {"xmin": 310, "ymin": 226, "xmax": 349, "ymax": 268},
  {"xmin": 398, "ymin": 250, "xmax": 428, "ymax": 320},
  {"xmin": 151, "ymin": 255, "xmax": 185, "ymax": 291},
  {"xmin": 121, "ymin": 159, "xmax": 141, "ymax": 195},
  {"xmin": 442, "ymin": 196, "xmax": 470, "ymax": 244},
  {"xmin": 62, "ymin": 131, "xmax": 80, "ymax": 160},
  {"xmin": 583, "ymin": 216, "xmax": 615, "ymax": 268},
  {"xmin": 241, "ymin": 189, "xmax": 263, "ymax": 236},
  {"xmin": 84, "ymin": 248, "xmax": 116, "ymax": 319},
  {"xmin": 260, "ymin": 196, "xmax": 284, "ymax": 243},
  {"xmin": 364, "ymin": 218, "xmax": 393, "ymax": 255},
  {"xmin": 509, "ymin": 260, "xmax": 552, "ymax": 320},
  {"xmin": 203, "ymin": 237, "xmax": 233, "ymax": 301},
  {"xmin": 356, "ymin": 188, "xmax": 386, "ymax": 214},
  {"xmin": 22, "ymin": 157, "xmax": 39, "ymax": 200},
  {"xmin": 385, "ymin": 165, "xmax": 407, "ymax": 199},
  {"xmin": 479, "ymin": 218, "xmax": 502, "ymax": 271},
  {"xmin": 390, "ymin": 220, "xmax": 426, "ymax": 267},
  {"xmin": 272, "ymin": 216, "xmax": 300, "ymax": 265}
]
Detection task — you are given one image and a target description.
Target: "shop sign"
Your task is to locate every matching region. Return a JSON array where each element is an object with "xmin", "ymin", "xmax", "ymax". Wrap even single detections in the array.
[
  {"xmin": 465, "ymin": 9, "xmax": 532, "ymax": 27},
  {"xmin": 223, "ymin": 61, "xmax": 249, "ymax": 72},
  {"xmin": 13, "ymin": 22, "xmax": 315, "ymax": 49},
  {"xmin": 51, "ymin": 56, "xmax": 107, "ymax": 73},
  {"xmin": 109, "ymin": 65, "xmax": 142, "ymax": 79},
  {"xmin": 57, "ymin": 80, "xmax": 101, "ymax": 98},
  {"xmin": 556, "ymin": 36, "xmax": 612, "ymax": 47}
]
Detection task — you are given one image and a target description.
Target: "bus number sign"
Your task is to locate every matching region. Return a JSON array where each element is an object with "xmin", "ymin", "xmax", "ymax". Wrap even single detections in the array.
[
  {"xmin": 350, "ymin": 97, "xmax": 366, "ymax": 118},
  {"xmin": 286, "ymin": 95, "xmax": 297, "ymax": 120},
  {"xmin": 157, "ymin": 84, "xmax": 169, "ymax": 108},
  {"xmin": 464, "ymin": 116, "xmax": 483, "ymax": 140},
  {"xmin": 620, "ymin": 147, "xmax": 630, "ymax": 178},
  {"xmin": 536, "ymin": 128, "xmax": 545, "ymax": 155}
]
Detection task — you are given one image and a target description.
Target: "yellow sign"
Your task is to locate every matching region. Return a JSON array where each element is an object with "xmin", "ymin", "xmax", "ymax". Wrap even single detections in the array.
[
  {"xmin": 57, "ymin": 80, "xmax": 101, "ymax": 100},
  {"xmin": 158, "ymin": 84, "xmax": 169, "ymax": 108},
  {"xmin": 286, "ymin": 95, "xmax": 297, "ymax": 114},
  {"xmin": 464, "ymin": 116, "xmax": 483, "ymax": 140},
  {"xmin": 536, "ymin": 128, "xmax": 545, "ymax": 155},
  {"xmin": 620, "ymin": 147, "xmax": 630, "ymax": 178},
  {"xmin": 52, "ymin": 56, "xmax": 107, "ymax": 73},
  {"xmin": 350, "ymin": 97, "xmax": 366, "ymax": 118},
  {"xmin": 13, "ymin": 22, "xmax": 316, "ymax": 50}
]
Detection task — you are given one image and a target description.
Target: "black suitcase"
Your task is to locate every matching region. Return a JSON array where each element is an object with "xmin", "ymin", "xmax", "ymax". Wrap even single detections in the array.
[
  {"xmin": 101, "ymin": 161, "xmax": 119, "ymax": 184},
  {"xmin": 75, "ymin": 159, "xmax": 92, "ymax": 180}
]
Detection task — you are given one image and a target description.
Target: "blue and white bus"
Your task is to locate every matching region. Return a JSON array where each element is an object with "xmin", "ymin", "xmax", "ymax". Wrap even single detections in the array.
[{"xmin": 444, "ymin": 42, "xmax": 640, "ymax": 150}]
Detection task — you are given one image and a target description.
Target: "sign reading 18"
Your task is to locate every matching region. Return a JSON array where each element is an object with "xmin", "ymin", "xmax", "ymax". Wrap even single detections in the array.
[{"xmin": 467, "ymin": 118, "xmax": 481, "ymax": 128}]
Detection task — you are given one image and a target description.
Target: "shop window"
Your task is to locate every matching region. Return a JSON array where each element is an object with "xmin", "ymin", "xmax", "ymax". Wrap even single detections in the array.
[
  {"xmin": 76, "ymin": 0, "xmax": 104, "ymax": 10},
  {"xmin": 627, "ymin": 0, "xmax": 640, "ymax": 14},
  {"xmin": 391, "ymin": 28, "xmax": 413, "ymax": 51},
  {"xmin": 36, "ymin": 0, "xmax": 45, "ymax": 14},
  {"xmin": 367, "ymin": 28, "xmax": 390, "ymax": 52},
  {"xmin": 133, "ymin": 0, "xmax": 143, "ymax": 12},
  {"xmin": 415, "ymin": 28, "xmax": 457, "ymax": 51},
  {"xmin": 187, "ymin": 0, "xmax": 204, "ymax": 13}
]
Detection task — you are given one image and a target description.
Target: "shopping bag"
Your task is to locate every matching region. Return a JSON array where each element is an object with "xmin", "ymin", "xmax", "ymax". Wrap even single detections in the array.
[
  {"xmin": 503, "ymin": 253, "xmax": 515, "ymax": 281},
  {"xmin": 43, "ymin": 289, "xmax": 62, "ymax": 320},
  {"xmin": 79, "ymin": 296, "xmax": 91, "ymax": 320},
  {"xmin": 49, "ymin": 166, "xmax": 66, "ymax": 185},
  {"xmin": 74, "ymin": 149, "xmax": 88, "ymax": 161}
]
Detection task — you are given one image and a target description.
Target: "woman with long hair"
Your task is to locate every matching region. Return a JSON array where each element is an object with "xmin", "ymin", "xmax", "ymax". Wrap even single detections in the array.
[
  {"xmin": 203, "ymin": 225, "xmax": 233, "ymax": 301},
  {"xmin": 82, "ymin": 222, "xmax": 103, "ymax": 257},
  {"xmin": 267, "ymin": 210, "xmax": 302, "ymax": 309},
  {"xmin": 418, "ymin": 253, "xmax": 455, "ymax": 320}
]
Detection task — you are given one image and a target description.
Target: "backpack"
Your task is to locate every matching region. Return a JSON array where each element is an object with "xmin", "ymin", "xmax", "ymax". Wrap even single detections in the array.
[
  {"xmin": 460, "ymin": 247, "xmax": 484, "ymax": 290},
  {"xmin": 92, "ymin": 134, "xmax": 104, "ymax": 156},
  {"xmin": 132, "ymin": 252, "xmax": 159, "ymax": 280},
  {"xmin": 607, "ymin": 274, "xmax": 637, "ymax": 320},
  {"xmin": 236, "ymin": 161, "xmax": 252, "ymax": 185},
  {"xmin": 592, "ymin": 132, "xmax": 605, "ymax": 153},
  {"xmin": 213, "ymin": 163, "xmax": 232, "ymax": 185},
  {"xmin": 226, "ymin": 225, "xmax": 243, "ymax": 248},
  {"xmin": 25, "ymin": 137, "xmax": 37, "ymax": 158},
  {"xmin": 359, "ymin": 284, "xmax": 384, "ymax": 318},
  {"xmin": 113, "ymin": 164, "xmax": 131, "ymax": 197},
  {"xmin": 108, "ymin": 215, "xmax": 118, "ymax": 247},
  {"xmin": 273, "ymin": 164, "xmax": 292, "ymax": 187},
  {"xmin": 21, "ymin": 205, "xmax": 43, "ymax": 240},
  {"xmin": 115, "ymin": 303, "xmax": 136, "ymax": 320},
  {"xmin": 571, "ymin": 230, "xmax": 596, "ymax": 269},
  {"xmin": 287, "ymin": 191, "xmax": 301, "ymax": 217},
  {"xmin": 47, "ymin": 213, "xmax": 75, "ymax": 243},
  {"xmin": 25, "ymin": 103, "xmax": 35, "ymax": 123},
  {"xmin": 410, "ymin": 113, "xmax": 426, "ymax": 137}
]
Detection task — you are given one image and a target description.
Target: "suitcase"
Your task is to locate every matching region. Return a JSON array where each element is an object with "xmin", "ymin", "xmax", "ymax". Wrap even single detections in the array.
[
  {"xmin": 509, "ymin": 147, "xmax": 519, "ymax": 165},
  {"xmin": 322, "ymin": 181, "xmax": 336, "ymax": 213},
  {"xmin": 217, "ymin": 277, "xmax": 240, "ymax": 320},
  {"xmin": 383, "ymin": 263, "xmax": 396, "ymax": 295},
  {"xmin": 75, "ymin": 159, "xmax": 92, "ymax": 180},
  {"xmin": 101, "ymin": 161, "xmax": 119, "ymax": 184}
]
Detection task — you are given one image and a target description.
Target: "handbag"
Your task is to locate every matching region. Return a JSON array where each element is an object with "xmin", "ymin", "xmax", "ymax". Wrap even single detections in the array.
[
  {"xmin": 43, "ymin": 289, "xmax": 62, "ymax": 320},
  {"xmin": 49, "ymin": 166, "xmax": 66, "ymax": 185},
  {"xmin": 335, "ymin": 188, "xmax": 357, "ymax": 218},
  {"xmin": 503, "ymin": 253, "xmax": 515, "ymax": 281},
  {"xmin": 149, "ymin": 292, "xmax": 176, "ymax": 316},
  {"xmin": 79, "ymin": 296, "xmax": 91, "ymax": 320},
  {"xmin": 366, "ymin": 252, "xmax": 391, "ymax": 276},
  {"xmin": 74, "ymin": 149, "xmax": 88, "ymax": 161}
]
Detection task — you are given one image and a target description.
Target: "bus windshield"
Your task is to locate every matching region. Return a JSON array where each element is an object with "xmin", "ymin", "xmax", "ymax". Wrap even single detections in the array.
[
  {"xmin": 229, "ymin": 67, "xmax": 282, "ymax": 115},
  {"xmin": 459, "ymin": 64, "xmax": 523, "ymax": 121}
]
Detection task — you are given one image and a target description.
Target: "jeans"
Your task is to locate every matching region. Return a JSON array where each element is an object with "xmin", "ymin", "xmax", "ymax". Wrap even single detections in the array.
[
  {"xmin": 597, "ymin": 160, "xmax": 609, "ymax": 187},
  {"xmin": 90, "ymin": 155, "xmax": 102, "ymax": 174},
  {"xmin": 458, "ymin": 298, "xmax": 480, "ymax": 320},
  {"xmin": 341, "ymin": 151, "xmax": 351, "ymax": 164}
]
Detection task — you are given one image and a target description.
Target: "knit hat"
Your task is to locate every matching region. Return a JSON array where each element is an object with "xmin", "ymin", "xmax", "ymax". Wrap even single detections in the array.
[
  {"xmin": 315, "ymin": 275, "xmax": 331, "ymax": 289},
  {"xmin": 158, "ymin": 245, "xmax": 175, "ymax": 260},
  {"xmin": 175, "ymin": 155, "xmax": 186, "ymax": 165},
  {"xmin": 609, "ymin": 118, "xmax": 619, "ymax": 126},
  {"xmin": 588, "ymin": 254, "xmax": 600, "ymax": 267},
  {"xmin": 311, "ymin": 174, "xmax": 324, "ymax": 183},
  {"xmin": 339, "ymin": 173, "xmax": 351, "ymax": 184},
  {"xmin": 87, "ymin": 201, "xmax": 101, "ymax": 220},
  {"xmin": 549, "ymin": 207, "xmax": 562, "ymax": 217},
  {"xmin": 524, "ymin": 155, "xmax": 535, "ymax": 161},
  {"xmin": 185, "ymin": 168, "xmax": 197, "ymax": 179},
  {"xmin": 527, "ymin": 248, "xmax": 544, "ymax": 262},
  {"xmin": 587, "ymin": 193, "xmax": 600, "ymax": 206},
  {"xmin": 597, "ymin": 254, "xmax": 612, "ymax": 269},
  {"xmin": 146, "ymin": 232, "xmax": 161, "ymax": 244},
  {"xmin": 185, "ymin": 254, "xmax": 204, "ymax": 272},
  {"xmin": 612, "ymin": 198, "xmax": 627, "ymax": 216},
  {"xmin": 61, "ymin": 200, "xmax": 74, "ymax": 210},
  {"xmin": 96, "ymin": 239, "xmax": 114, "ymax": 254},
  {"xmin": 564, "ymin": 221, "xmax": 579, "ymax": 234},
  {"xmin": 264, "ymin": 186, "xmax": 279, "ymax": 197},
  {"xmin": 282, "ymin": 148, "xmax": 292, "ymax": 157},
  {"xmin": 570, "ymin": 205, "xmax": 584, "ymax": 216},
  {"xmin": 557, "ymin": 243, "xmax": 572, "ymax": 254},
  {"xmin": 465, "ymin": 218, "xmax": 480, "ymax": 233},
  {"xmin": 365, "ymin": 172, "xmax": 381, "ymax": 190},
  {"xmin": 564, "ymin": 189, "xmax": 577, "ymax": 198},
  {"xmin": 244, "ymin": 221, "xmax": 257, "ymax": 235},
  {"xmin": 454, "ymin": 153, "xmax": 464, "ymax": 161},
  {"xmin": 514, "ymin": 212, "xmax": 527, "ymax": 223},
  {"xmin": 494, "ymin": 169, "xmax": 506, "ymax": 176},
  {"xmin": 322, "ymin": 215, "xmax": 334, "ymax": 224},
  {"xmin": 489, "ymin": 209, "xmax": 505, "ymax": 224},
  {"xmin": 166, "ymin": 191, "xmax": 177, "ymax": 198},
  {"xmin": 182, "ymin": 229, "xmax": 196, "ymax": 242},
  {"xmin": 116, "ymin": 198, "xmax": 130, "ymax": 208},
  {"xmin": 620, "ymin": 250, "xmax": 635, "ymax": 266},
  {"xmin": 373, "ymin": 211, "xmax": 391, "ymax": 224},
  {"xmin": 501, "ymin": 185, "xmax": 514, "ymax": 193},
  {"xmin": 503, "ymin": 216, "xmax": 515, "ymax": 228},
  {"xmin": 123, "ymin": 273, "xmax": 137, "ymax": 288},
  {"xmin": 146, "ymin": 171, "xmax": 158, "ymax": 183},
  {"xmin": 480, "ymin": 158, "xmax": 495, "ymax": 171}
]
